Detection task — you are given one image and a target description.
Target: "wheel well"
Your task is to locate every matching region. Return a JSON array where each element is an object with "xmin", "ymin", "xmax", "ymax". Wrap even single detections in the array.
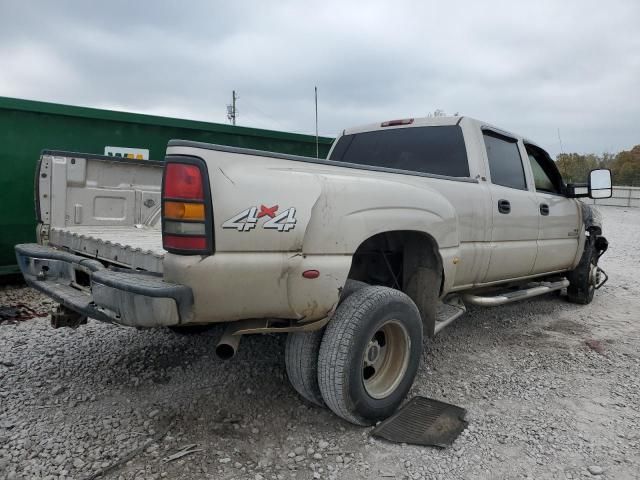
[{"xmin": 347, "ymin": 230, "xmax": 443, "ymax": 336}]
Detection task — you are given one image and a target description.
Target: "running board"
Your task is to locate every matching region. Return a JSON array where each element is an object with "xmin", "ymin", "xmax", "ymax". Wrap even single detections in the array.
[
  {"xmin": 434, "ymin": 295, "xmax": 466, "ymax": 335},
  {"xmin": 462, "ymin": 279, "xmax": 569, "ymax": 307}
]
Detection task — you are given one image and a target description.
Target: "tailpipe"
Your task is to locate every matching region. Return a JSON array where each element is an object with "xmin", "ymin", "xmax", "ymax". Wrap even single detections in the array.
[{"xmin": 216, "ymin": 325, "xmax": 242, "ymax": 360}]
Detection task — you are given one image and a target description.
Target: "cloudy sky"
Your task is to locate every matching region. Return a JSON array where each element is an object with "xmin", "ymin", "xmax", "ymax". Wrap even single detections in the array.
[{"xmin": 1, "ymin": 0, "xmax": 638, "ymax": 156}]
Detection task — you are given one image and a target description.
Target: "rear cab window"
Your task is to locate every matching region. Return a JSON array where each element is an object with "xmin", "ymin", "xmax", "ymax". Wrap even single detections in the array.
[{"xmin": 328, "ymin": 125, "xmax": 470, "ymax": 178}]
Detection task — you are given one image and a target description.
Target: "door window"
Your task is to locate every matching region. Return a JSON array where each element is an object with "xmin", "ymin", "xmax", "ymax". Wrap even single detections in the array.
[
  {"xmin": 528, "ymin": 154, "xmax": 556, "ymax": 192},
  {"xmin": 483, "ymin": 132, "xmax": 527, "ymax": 190},
  {"xmin": 524, "ymin": 144, "xmax": 563, "ymax": 194}
]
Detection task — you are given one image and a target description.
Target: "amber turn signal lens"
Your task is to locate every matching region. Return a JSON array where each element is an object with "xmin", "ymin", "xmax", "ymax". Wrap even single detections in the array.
[{"xmin": 164, "ymin": 201, "xmax": 205, "ymax": 221}]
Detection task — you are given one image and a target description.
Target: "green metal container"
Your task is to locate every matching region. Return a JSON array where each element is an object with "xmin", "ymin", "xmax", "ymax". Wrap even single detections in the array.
[{"xmin": 0, "ymin": 96, "xmax": 334, "ymax": 275}]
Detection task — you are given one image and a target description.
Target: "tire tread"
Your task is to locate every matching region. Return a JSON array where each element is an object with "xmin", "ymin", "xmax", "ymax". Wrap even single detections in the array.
[
  {"xmin": 567, "ymin": 237, "xmax": 596, "ymax": 305},
  {"xmin": 285, "ymin": 330, "xmax": 325, "ymax": 407}
]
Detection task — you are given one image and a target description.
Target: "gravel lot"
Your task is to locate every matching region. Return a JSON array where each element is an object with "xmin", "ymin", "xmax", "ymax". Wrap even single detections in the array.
[{"xmin": 1, "ymin": 205, "xmax": 639, "ymax": 480}]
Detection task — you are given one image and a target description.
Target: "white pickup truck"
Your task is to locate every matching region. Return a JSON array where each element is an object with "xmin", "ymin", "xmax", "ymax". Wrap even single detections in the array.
[{"xmin": 16, "ymin": 116, "xmax": 611, "ymax": 425}]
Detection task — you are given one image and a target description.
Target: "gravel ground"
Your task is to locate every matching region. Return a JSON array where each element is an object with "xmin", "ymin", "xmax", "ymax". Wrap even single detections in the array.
[{"xmin": 1, "ymin": 205, "xmax": 639, "ymax": 480}]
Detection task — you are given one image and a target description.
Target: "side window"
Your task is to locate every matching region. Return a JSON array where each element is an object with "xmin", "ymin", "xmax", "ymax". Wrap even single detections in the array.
[
  {"xmin": 528, "ymin": 154, "xmax": 556, "ymax": 193},
  {"xmin": 483, "ymin": 132, "xmax": 527, "ymax": 190},
  {"xmin": 525, "ymin": 144, "xmax": 562, "ymax": 194}
]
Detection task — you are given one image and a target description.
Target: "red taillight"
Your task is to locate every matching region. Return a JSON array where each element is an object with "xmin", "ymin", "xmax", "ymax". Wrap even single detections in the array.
[
  {"xmin": 163, "ymin": 234, "xmax": 207, "ymax": 251},
  {"xmin": 162, "ymin": 159, "xmax": 212, "ymax": 254},
  {"xmin": 164, "ymin": 163, "xmax": 204, "ymax": 200}
]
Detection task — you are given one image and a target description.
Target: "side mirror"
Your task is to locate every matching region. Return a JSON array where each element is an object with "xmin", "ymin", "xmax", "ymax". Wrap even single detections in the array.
[{"xmin": 589, "ymin": 169, "xmax": 612, "ymax": 199}]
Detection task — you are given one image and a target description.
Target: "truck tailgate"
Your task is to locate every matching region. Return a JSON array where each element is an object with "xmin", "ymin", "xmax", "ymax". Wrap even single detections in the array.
[{"xmin": 50, "ymin": 225, "xmax": 164, "ymax": 273}]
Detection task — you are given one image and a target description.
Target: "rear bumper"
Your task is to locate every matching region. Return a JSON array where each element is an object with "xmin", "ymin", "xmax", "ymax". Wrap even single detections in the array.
[{"xmin": 15, "ymin": 243, "xmax": 193, "ymax": 327}]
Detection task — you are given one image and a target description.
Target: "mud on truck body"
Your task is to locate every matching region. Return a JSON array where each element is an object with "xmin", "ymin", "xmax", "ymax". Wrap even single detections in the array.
[{"xmin": 16, "ymin": 116, "xmax": 611, "ymax": 425}]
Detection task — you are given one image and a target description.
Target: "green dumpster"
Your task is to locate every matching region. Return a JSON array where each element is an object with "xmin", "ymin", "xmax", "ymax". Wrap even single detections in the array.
[{"xmin": 0, "ymin": 96, "xmax": 334, "ymax": 275}]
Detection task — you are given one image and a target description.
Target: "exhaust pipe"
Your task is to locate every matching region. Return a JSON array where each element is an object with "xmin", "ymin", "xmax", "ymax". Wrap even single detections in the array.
[{"xmin": 216, "ymin": 325, "xmax": 242, "ymax": 360}]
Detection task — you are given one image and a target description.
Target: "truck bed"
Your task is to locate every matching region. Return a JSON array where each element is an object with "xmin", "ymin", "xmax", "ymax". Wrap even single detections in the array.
[
  {"xmin": 50, "ymin": 226, "xmax": 164, "ymax": 273},
  {"xmin": 38, "ymin": 151, "xmax": 165, "ymax": 273}
]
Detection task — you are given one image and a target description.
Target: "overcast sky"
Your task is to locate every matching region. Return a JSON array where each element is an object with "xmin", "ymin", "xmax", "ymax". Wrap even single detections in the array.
[{"xmin": 1, "ymin": 0, "xmax": 638, "ymax": 156}]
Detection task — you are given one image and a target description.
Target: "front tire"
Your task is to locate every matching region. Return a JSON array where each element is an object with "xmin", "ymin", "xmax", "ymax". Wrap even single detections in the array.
[
  {"xmin": 318, "ymin": 286, "xmax": 423, "ymax": 425},
  {"xmin": 567, "ymin": 236, "xmax": 598, "ymax": 304}
]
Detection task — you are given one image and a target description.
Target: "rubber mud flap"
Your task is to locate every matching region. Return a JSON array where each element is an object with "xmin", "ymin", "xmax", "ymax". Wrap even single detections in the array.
[{"xmin": 371, "ymin": 396, "xmax": 468, "ymax": 447}]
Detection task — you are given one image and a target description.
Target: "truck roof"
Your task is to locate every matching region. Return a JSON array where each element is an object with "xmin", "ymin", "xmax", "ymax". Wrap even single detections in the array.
[
  {"xmin": 343, "ymin": 116, "xmax": 462, "ymax": 135},
  {"xmin": 342, "ymin": 116, "xmax": 539, "ymax": 151}
]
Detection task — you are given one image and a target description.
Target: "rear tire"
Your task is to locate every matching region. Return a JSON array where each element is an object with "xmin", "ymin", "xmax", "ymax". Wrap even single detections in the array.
[
  {"xmin": 284, "ymin": 279, "xmax": 368, "ymax": 408},
  {"xmin": 567, "ymin": 237, "xmax": 597, "ymax": 304},
  {"xmin": 318, "ymin": 286, "xmax": 423, "ymax": 425},
  {"xmin": 340, "ymin": 279, "xmax": 368, "ymax": 302}
]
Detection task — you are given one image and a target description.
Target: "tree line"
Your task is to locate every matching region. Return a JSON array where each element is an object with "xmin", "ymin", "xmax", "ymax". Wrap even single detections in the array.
[{"xmin": 556, "ymin": 145, "xmax": 640, "ymax": 186}]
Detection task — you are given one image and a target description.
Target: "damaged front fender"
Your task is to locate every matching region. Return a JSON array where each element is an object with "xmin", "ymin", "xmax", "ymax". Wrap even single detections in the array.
[{"xmin": 581, "ymin": 202, "xmax": 603, "ymax": 235}]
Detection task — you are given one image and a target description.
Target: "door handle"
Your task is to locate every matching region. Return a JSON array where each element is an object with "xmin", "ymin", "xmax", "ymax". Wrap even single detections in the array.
[
  {"xmin": 498, "ymin": 199, "xmax": 511, "ymax": 214},
  {"xmin": 540, "ymin": 203, "xmax": 550, "ymax": 216}
]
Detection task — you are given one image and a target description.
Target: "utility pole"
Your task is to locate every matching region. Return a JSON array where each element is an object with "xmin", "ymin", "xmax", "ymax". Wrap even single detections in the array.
[{"xmin": 227, "ymin": 90, "xmax": 238, "ymax": 125}]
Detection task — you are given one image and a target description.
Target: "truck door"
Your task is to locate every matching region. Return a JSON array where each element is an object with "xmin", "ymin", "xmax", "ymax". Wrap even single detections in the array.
[
  {"xmin": 524, "ymin": 144, "xmax": 581, "ymax": 274},
  {"xmin": 481, "ymin": 130, "xmax": 540, "ymax": 282}
]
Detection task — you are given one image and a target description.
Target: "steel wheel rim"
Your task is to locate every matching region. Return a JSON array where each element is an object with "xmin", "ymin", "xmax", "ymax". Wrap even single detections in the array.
[
  {"xmin": 362, "ymin": 320, "xmax": 411, "ymax": 399},
  {"xmin": 589, "ymin": 261, "xmax": 599, "ymax": 292}
]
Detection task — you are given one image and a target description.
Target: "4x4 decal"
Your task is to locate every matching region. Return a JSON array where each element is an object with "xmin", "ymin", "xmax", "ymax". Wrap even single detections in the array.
[{"xmin": 222, "ymin": 205, "xmax": 297, "ymax": 232}]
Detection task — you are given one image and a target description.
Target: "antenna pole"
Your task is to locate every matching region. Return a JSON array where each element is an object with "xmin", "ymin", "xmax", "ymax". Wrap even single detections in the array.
[
  {"xmin": 315, "ymin": 86, "xmax": 319, "ymax": 159},
  {"xmin": 557, "ymin": 128, "xmax": 564, "ymax": 154}
]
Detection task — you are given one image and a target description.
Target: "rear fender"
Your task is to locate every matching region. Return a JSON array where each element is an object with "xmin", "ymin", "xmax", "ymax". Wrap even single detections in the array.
[{"xmin": 302, "ymin": 175, "xmax": 459, "ymax": 254}]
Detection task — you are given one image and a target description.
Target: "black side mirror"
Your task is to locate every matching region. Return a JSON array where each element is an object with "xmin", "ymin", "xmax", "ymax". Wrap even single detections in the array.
[
  {"xmin": 565, "ymin": 184, "xmax": 589, "ymax": 197},
  {"xmin": 589, "ymin": 169, "xmax": 612, "ymax": 199}
]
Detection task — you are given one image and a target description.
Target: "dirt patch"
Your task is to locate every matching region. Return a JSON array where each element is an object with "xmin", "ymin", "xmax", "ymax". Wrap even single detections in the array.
[
  {"xmin": 544, "ymin": 317, "xmax": 590, "ymax": 336},
  {"xmin": 584, "ymin": 338, "xmax": 607, "ymax": 355}
]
